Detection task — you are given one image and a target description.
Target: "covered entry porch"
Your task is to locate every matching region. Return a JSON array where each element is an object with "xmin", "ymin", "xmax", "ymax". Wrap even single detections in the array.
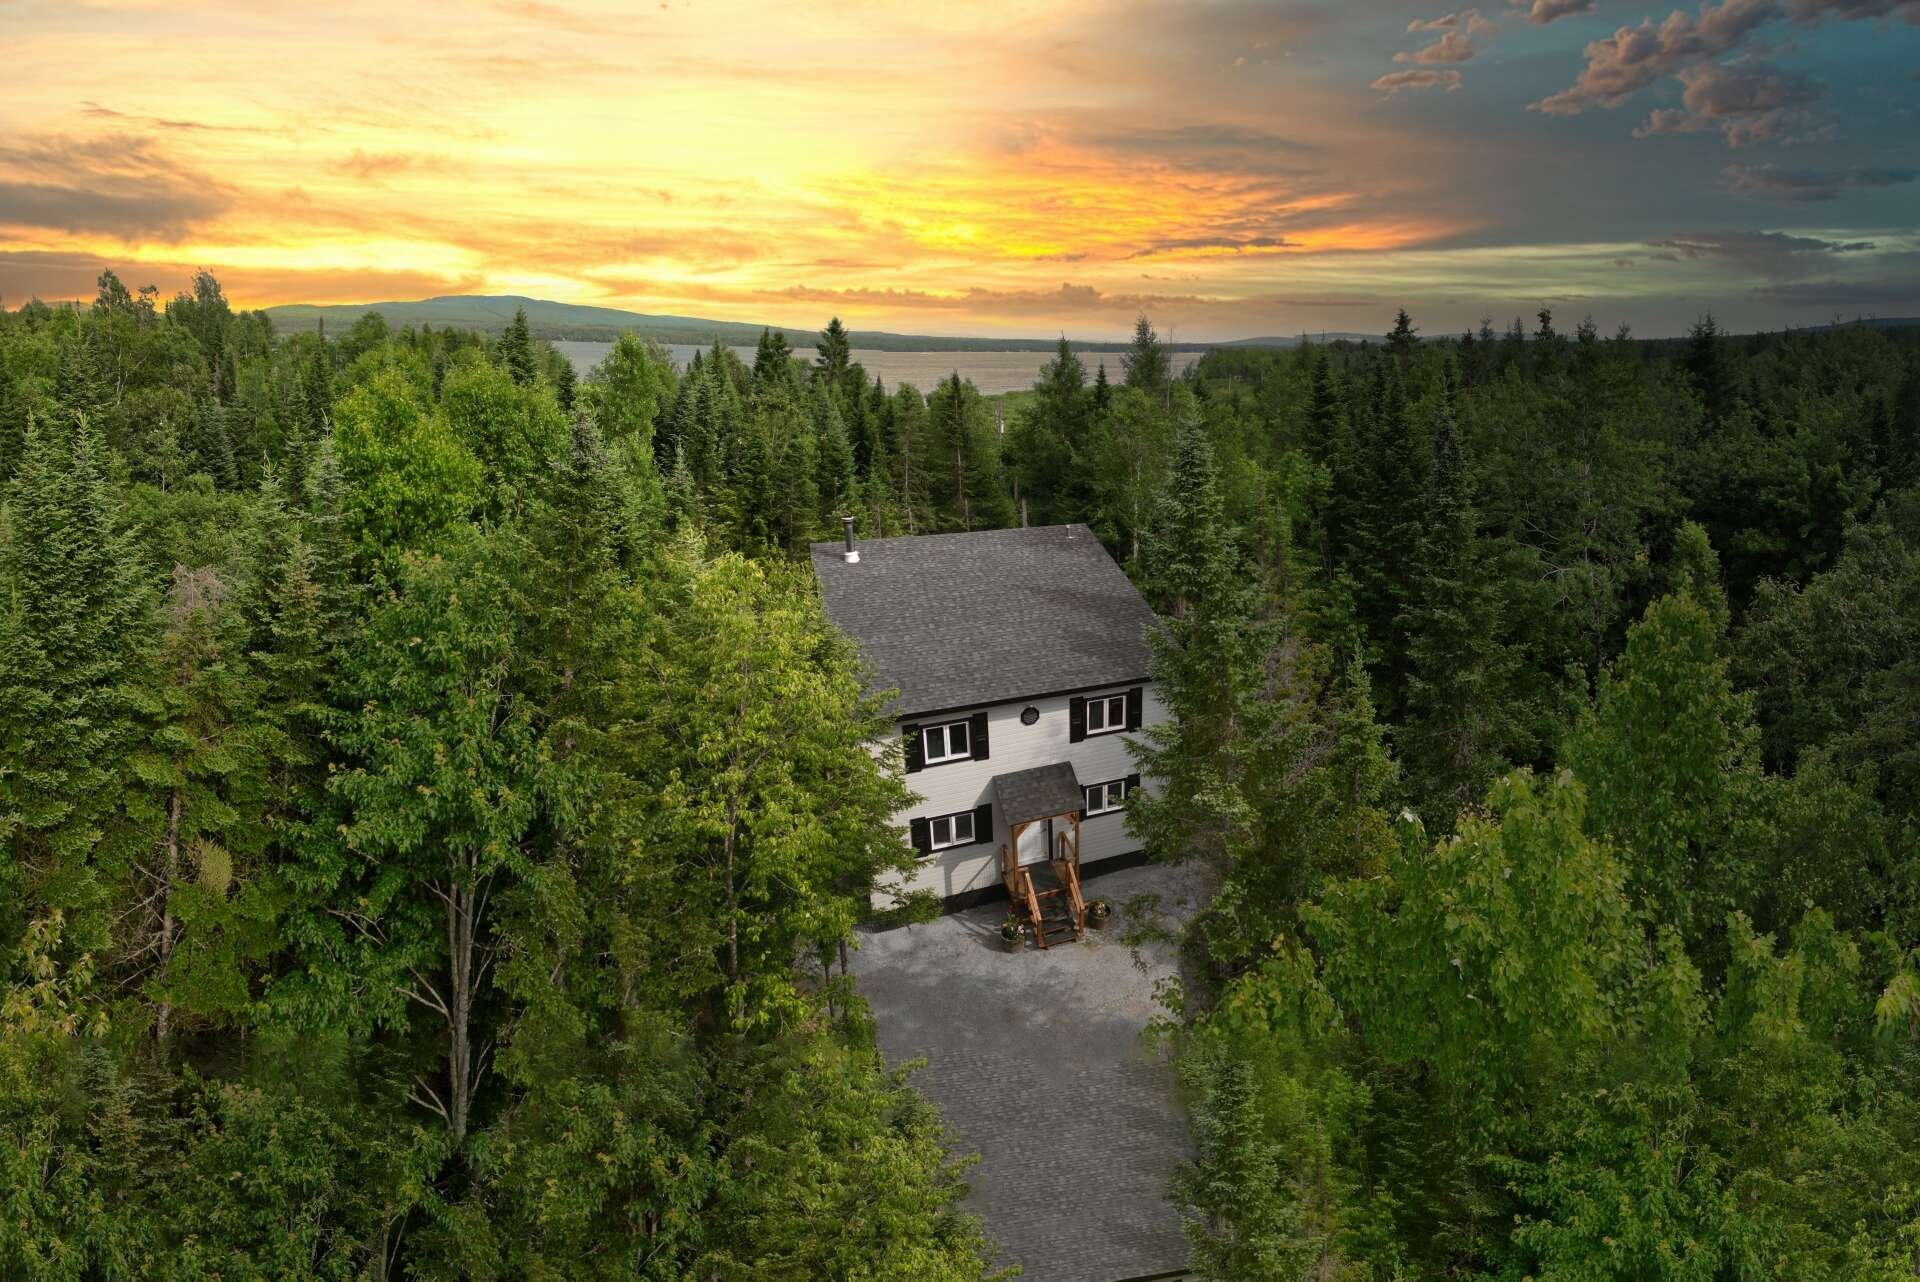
[{"xmin": 992, "ymin": 762, "xmax": 1088, "ymax": 948}]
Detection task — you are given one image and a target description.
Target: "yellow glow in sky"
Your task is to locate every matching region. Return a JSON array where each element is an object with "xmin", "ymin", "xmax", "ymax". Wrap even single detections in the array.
[{"xmin": 3, "ymin": 0, "xmax": 1913, "ymax": 338}]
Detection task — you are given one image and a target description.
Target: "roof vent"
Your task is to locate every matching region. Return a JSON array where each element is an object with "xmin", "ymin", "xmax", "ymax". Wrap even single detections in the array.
[{"xmin": 841, "ymin": 515, "xmax": 860, "ymax": 564}]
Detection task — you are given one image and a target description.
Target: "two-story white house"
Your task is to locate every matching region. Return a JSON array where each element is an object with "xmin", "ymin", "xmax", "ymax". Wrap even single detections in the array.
[{"xmin": 811, "ymin": 521, "xmax": 1166, "ymax": 942}]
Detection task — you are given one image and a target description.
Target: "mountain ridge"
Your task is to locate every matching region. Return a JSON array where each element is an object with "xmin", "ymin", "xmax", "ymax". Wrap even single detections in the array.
[{"xmin": 262, "ymin": 293, "xmax": 1356, "ymax": 352}]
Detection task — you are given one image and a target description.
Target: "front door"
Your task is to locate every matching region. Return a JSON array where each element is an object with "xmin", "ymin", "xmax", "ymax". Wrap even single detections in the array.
[{"xmin": 1016, "ymin": 816, "xmax": 1052, "ymax": 866}]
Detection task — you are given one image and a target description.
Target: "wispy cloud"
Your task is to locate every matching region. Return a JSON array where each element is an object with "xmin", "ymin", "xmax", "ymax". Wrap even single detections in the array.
[
  {"xmin": 1645, "ymin": 229, "xmax": 1879, "ymax": 274},
  {"xmin": 1633, "ymin": 61, "xmax": 1826, "ymax": 145},
  {"xmin": 1532, "ymin": 0, "xmax": 1919, "ymax": 140},
  {"xmin": 1410, "ymin": 9, "xmax": 1500, "ymax": 35},
  {"xmin": 0, "ymin": 247, "xmax": 483, "ymax": 307},
  {"xmin": 1396, "ymin": 30, "xmax": 1483, "ymax": 63},
  {"xmin": 1750, "ymin": 275, "xmax": 1920, "ymax": 306},
  {"xmin": 333, "ymin": 150, "xmax": 456, "ymax": 182},
  {"xmin": 0, "ymin": 0, "xmax": 1912, "ymax": 337},
  {"xmin": 1372, "ymin": 68, "xmax": 1466, "ymax": 93},
  {"xmin": 1513, "ymin": 0, "xmax": 1599, "ymax": 22},
  {"xmin": 0, "ymin": 133, "xmax": 232, "ymax": 240},
  {"xmin": 1721, "ymin": 161, "xmax": 1920, "ymax": 199},
  {"xmin": 1533, "ymin": 0, "xmax": 1779, "ymax": 114}
]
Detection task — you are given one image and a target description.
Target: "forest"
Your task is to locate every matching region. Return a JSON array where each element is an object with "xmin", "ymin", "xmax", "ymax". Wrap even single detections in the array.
[{"xmin": 0, "ymin": 269, "xmax": 1916, "ymax": 1279}]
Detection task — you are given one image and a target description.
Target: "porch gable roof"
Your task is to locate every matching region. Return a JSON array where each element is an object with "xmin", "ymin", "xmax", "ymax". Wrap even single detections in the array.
[{"xmin": 991, "ymin": 762, "xmax": 1085, "ymax": 827}]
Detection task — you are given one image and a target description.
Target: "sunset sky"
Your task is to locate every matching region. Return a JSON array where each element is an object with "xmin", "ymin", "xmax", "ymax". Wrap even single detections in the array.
[{"xmin": 3, "ymin": 0, "xmax": 1917, "ymax": 340}]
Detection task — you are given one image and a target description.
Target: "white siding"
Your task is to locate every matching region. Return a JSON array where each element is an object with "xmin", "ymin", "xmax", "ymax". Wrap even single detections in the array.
[{"xmin": 878, "ymin": 684, "xmax": 1167, "ymax": 902}]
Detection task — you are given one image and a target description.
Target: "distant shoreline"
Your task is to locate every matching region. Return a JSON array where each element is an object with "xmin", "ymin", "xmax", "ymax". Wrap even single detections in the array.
[
  {"xmin": 259, "ymin": 292, "xmax": 1379, "ymax": 351},
  {"xmin": 553, "ymin": 341, "xmax": 1209, "ymax": 395}
]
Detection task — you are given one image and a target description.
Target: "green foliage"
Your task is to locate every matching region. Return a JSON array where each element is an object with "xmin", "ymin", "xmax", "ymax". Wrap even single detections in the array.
[
  {"xmin": 697, "ymin": 1034, "xmax": 999, "ymax": 1281},
  {"xmin": 583, "ymin": 331, "xmax": 673, "ymax": 454},
  {"xmin": 1399, "ymin": 400, "xmax": 1524, "ymax": 826},
  {"xmin": 0, "ymin": 415, "xmax": 148, "ymax": 950},
  {"xmin": 4, "ymin": 283, "xmax": 1919, "ymax": 1278},
  {"xmin": 439, "ymin": 352, "xmax": 568, "ymax": 516},
  {"xmin": 616, "ymin": 553, "xmax": 917, "ymax": 1024},
  {"xmin": 331, "ymin": 370, "xmax": 484, "ymax": 558},
  {"xmin": 1563, "ymin": 591, "xmax": 1762, "ymax": 944},
  {"xmin": 924, "ymin": 373, "xmax": 1015, "ymax": 532}
]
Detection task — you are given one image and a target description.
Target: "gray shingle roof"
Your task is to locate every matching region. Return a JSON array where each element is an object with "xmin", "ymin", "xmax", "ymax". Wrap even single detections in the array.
[
  {"xmin": 992, "ymin": 763, "xmax": 1086, "ymax": 826},
  {"xmin": 809, "ymin": 525, "xmax": 1157, "ymax": 717}
]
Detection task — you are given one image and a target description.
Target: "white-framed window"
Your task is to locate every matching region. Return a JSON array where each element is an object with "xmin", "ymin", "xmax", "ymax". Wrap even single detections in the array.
[
  {"xmin": 1084, "ymin": 693, "xmax": 1129, "ymax": 736},
  {"xmin": 1085, "ymin": 779, "xmax": 1131, "ymax": 815},
  {"xmin": 922, "ymin": 719, "xmax": 971, "ymax": 765},
  {"xmin": 929, "ymin": 809, "xmax": 977, "ymax": 850}
]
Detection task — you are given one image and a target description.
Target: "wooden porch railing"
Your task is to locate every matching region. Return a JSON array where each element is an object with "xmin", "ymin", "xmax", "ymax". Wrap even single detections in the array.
[
  {"xmin": 1055, "ymin": 855, "xmax": 1086, "ymax": 937},
  {"xmin": 1000, "ymin": 829, "xmax": 1086, "ymax": 949},
  {"xmin": 1055, "ymin": 827, "xmax": 1079, "ymax": 871},
  {"xmin": 1021, "ymin": 869, "xmax": 1046, "ymax": 947}
]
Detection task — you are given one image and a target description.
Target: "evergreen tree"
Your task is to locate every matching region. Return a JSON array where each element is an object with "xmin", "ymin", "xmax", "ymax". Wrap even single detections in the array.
[
  {"xmin": 812, "ymin": 379, "xmax": 856, "ymax": 523},
  {"xmin": 1386, "ymin": 307, "xmax": 1418, "ymax": 368},
  {"xmin": 125, "ymin": 563, "xmax": 272, "ymax": 1046},
  {"xmin": 0, "ymin": 415, "xmax": 149, "ymax": 951},
  {"xmin": 1129, "ymin": 416, "xmax": 1253, "ymax": 873},
  {"xmin": 815, "ymin": 316, "xmax": 853, "ymax": 388},
  {"xmin": 193, "ymin": 400, "xmax": 238, "ymax": 488},
  {"xmin": 767, "ymin": 390, "xmax": 819, "ymax": 552},
  {"xmin": 890, "ymin": 384, "xmax": 933, "ymax": 533},
  {"xmin": 925, "ymin": 374, "xmax": 1012, "ymax": 531},
  {"xmin": 1400, "ymin": 402, "xmax": 1519, "ymax": 828},
  {"xmin": 1343, "ymin": 365, "xmax": 1427, "ymax": 716},
  {"xmin": 1122, "ymin": 314, "xmax": 1171, "ymax": 402},
  {"xmin": 1174, "ymin": 1048, "xmax": 1318, "ymax": 1280},
  {"xmin": 754, "ymin": 326, "xmax": 795, "ymax": 387},
  {"xmin": 1003, "ymin": 336, "xmax": 1091, "ymax": 526},
  {"xmin": 1686, "ymin": 312, "xmax": 1732, "ymax": 432},
  {"xmin": 498, "ymin": 306, "xmax": 537, "ymax": 387},
  {"xmin": 1298, "ymin": 355, "xmax": 1346, "ymax": 585}
]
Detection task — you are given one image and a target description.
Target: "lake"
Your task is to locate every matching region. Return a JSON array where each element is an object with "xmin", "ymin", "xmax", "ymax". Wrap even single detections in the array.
[{"xmin": 554, "ymin": 341, "xmax": 1206, "ymax": 396}]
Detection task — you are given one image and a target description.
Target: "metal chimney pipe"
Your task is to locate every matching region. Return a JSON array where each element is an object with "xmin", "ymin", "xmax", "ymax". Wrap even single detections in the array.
[{"xmin": 841, "ymin": 515, "xmax": 860, "ymax": 563}]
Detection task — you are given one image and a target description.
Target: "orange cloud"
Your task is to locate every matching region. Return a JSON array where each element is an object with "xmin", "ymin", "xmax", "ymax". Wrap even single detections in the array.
[{"xmin": 3, "ymin": 0, "xmax": 1901, "ymax": 339}]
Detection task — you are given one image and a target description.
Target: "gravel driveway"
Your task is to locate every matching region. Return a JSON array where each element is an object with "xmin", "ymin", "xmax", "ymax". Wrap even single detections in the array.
[{"xmin": 851, "ymin": 860, "xmax": 1210, "ymax": 1281}]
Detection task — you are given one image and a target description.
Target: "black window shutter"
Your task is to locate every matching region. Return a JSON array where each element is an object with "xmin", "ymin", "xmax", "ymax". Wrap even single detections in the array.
[
  {"xmin": 969, "ymin": 711, "xmax": 989, "ymax": 760},
  {"xmin": 972, "ymin": 802, "xmax": 992, "ymax": 845},
  {"xmin": 1069, "ymin": 696, "xmax": 1087, "ymax": 742},
  {"xmin": 1126, "ymin": 687, "xmax": 1144, "ymax": 731},
  {"xmin": 1125, "ymin": 773, "xmax": 1141, "ymax": 797},
  {"xmin": 909, "ymin": 816, "xmax": 930, "ymax": 853},
  {"xmin": 903, "ymin": 724, "xmax": 923, "ymax": 773}
]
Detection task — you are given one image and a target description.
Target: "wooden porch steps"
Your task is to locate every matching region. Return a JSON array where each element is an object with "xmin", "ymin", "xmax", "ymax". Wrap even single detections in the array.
[
  {"xmin": 999, "ymin": 830, "xmax": 1087, "ymax": 950},
  {"xmin": 1023, "ymin": 861, "xmax": 1086, "ymax": 949}
]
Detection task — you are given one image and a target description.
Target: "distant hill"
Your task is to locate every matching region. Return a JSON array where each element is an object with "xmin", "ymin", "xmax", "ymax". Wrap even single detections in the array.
[
  {"xmin": 1219, "ymin": 333, "xmax": 1382, "ymax": 348},
  {"xmin": 1783, "ymin": 317, "xmax": 1920, "ymax": 334},
  {"xmin": 264, "ymin": 294, "xmax": 1160, "ymax": 352}
]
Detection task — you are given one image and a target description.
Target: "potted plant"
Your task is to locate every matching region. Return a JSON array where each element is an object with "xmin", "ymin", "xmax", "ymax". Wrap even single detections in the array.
[
  {"xmin": 1086, "ymin": 898, "xmax": 1113, "ymax": 930},
  {"xmin": 1000, "ymin": 914, "xmax": 1027, "ymax": 952}
]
